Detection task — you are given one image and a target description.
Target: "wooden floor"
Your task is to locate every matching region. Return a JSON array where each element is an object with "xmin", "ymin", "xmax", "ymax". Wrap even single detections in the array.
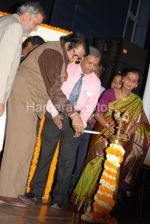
[
  {"xmin": 0, "ymin": 203, "xmax": 83, "ymax": 224},
  {"xmin": 0, "ymin": 197, "xmax": 149, "ymax": 224},
  {"xmin": 0, "ymin": 165, "xmax": 149, "ymax": 224}
]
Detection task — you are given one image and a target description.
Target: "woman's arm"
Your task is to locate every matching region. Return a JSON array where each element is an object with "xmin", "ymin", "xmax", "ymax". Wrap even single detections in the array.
[{"xmin": 95, "ymin": 112, "xmax": 109, "ymax": 129}]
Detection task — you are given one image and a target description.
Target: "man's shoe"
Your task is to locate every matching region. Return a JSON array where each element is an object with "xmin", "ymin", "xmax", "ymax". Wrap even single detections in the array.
[
  {"xmin": 50, "ymin": 203, "xmax": 62, "ymax": 210},
  {"xmin": 25, "ymin": 192, "xmax": 35, "ymax": 198},
  {"xmin": 32, "ymin": 196, "xmax": 43, "ymax": 204},
  {"xmin": 25, "ymin": 192, "xmax": 42, "ymax": 204},
  {"xmin": 18, "ymin": 195, "xmax": 35, "ymax": 205}
]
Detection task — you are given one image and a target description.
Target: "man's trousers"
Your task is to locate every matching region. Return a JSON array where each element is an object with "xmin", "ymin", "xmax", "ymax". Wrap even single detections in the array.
[{"xmin": 30, "ymin": 112, "xmax": 81, "ymax": 208}]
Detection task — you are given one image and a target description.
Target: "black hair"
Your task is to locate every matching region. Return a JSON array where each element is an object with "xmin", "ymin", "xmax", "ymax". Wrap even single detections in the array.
[
  {"xmin": 112, "ymin": 71, "xmax": 123, "ymax": 81},
  {"xmin": 60, "ymin": 33, "xmax": 89, "ymax": 55},
  {"xmin": 108, "ymin": 71, "xmax": 123, "ymax": 88},
  {"xmin": 22, "ymin": 35, "xmax": 45, "ymax": 48},
  {"xmin": 122, "ymin": 67, "xmax": 141, "ymax": 84}
]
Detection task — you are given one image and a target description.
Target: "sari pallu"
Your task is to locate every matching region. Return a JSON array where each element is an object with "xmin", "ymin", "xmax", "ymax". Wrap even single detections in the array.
[{"xmin": 71, "ymin": 92, "xmax": 150, "ymax": 211}]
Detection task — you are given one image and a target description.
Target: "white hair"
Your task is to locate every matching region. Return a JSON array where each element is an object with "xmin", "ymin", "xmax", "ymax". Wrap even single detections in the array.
[{"xmin": 17, "ymin": 1, "xmax": 45, "ymax": 18}]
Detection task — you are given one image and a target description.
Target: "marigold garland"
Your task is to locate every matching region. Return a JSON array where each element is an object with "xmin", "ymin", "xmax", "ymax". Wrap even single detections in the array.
[
  {"xmin": 93, "ymin": 202, "xmax": 109, "ymax": 215},
  {"xmin": 96, "ymin": 193, "xmax": 115, "ymax": 207},
  {"xmin": 26, "ymin": 115, "xmax": 46, "ymax": 193},
  {"xmin": 43, "ymin": 141, "xmax": 60, "ymax": 201},
  {"xmin": 26, "ymin": 114, "xmax": 60, "ymax": 202},
  {"xmin": 101, "ymin": 174, "xmax": 117, "ymax": 186},
  {"xmin": 81, "ymin": 143, "xmax": 125, "ymax": 224},
  {"xmin": 106, "ymin": 147, "xmax": 123, "ymax": 162},
  {"xmin": 104, "ymin": 169, "xmax": 117, "ymax": 177},
  {"xmin": 99, "ymin": 185, "xmax": 113, "ymax": 195},
  {"xmin": 105, "ymin": 160, "xmax": 117, "ymax": 170}
]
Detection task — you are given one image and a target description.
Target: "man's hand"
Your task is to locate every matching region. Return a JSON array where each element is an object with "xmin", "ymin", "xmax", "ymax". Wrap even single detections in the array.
[
  {"xmin": 0, "ymin": 103, "xmax": 5, "ymax": 116},
  {"xmin": 70, "ymin": 112, "xmax": 84, "ymax": 134},
  {"xmin": 73, "ymin": 131, "xmax": 82, "ymax": 138},
  {"xmin": 109, "ymin": 126, "xmax": 115, "ymax": 134},
  {"xmin": 53, "ymin": 114, "xmax": 62, "ymax": 129}
]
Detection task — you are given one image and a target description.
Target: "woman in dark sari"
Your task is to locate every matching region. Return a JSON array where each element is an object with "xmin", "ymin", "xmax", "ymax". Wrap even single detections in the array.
[{"xmin": 71, "ymin": 68, "xmax": 150, "ymax": 211}]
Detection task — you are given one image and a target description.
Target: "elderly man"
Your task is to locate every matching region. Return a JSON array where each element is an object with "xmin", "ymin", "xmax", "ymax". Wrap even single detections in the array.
[
  {"xmin": 0, "ymin": 33, "xmax": 88, "ymax": 207},
  {"xmin": 0, "ymin": 1, "xmax": 45, "ymax": 152},
  {"xmin": 27, "ymin": 46, "xmax": 101, "ymax": 209}
]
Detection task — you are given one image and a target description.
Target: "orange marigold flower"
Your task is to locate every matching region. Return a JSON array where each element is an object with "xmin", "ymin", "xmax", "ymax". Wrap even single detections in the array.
[
  {"xmin": 93, "ymin": 202, "xmax": 110, "ymax": 215},
  {"xmin": 104, "ymin": 169, "xmax": 117, "ymax": 177},
  {"xmin": 105, "ymin": 160, "xmax": 117, "ymax": 170},
  {"xmin": 99, "ymin": 185, "xmax": 113, "ymax": 195},
  {"xmin": 96, "ymin": 193, "xmax": 115, "ymax": 207},
  {"xmin": 101, "ymin": 174, "xmax": 117, "ymax": 186}
]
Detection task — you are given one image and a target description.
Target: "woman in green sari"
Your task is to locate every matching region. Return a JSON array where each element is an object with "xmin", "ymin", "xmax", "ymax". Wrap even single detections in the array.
[{"xmin": 71, "ymin": 68, "xmax": 150, "ymax": 211}]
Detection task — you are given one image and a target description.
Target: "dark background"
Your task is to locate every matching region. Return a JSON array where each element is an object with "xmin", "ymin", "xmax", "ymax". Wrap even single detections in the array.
[
  {"xmin": 0, "ymin": 0, "xmax": 150, "ymax": 96},
  {"xmin": 0, "ymin": 0, "xmax": 134, "ymax": 40}
]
